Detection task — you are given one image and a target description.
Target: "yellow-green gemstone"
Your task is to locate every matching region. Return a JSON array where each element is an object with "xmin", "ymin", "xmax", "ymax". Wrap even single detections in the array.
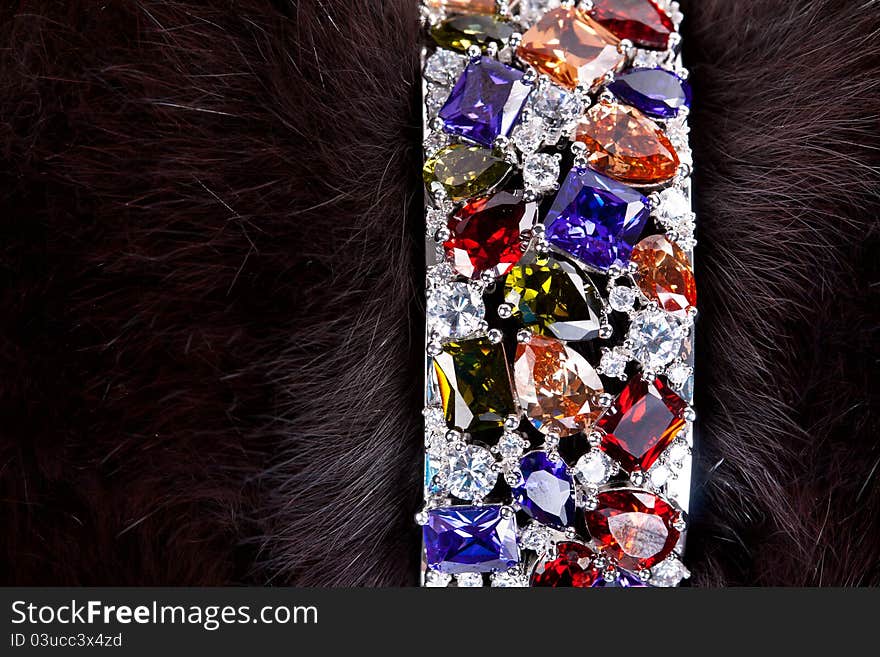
[
  {"xmin": 424, "ymin": 144, "xmax": 512, "ymax": 201},
  {"xmin": 433, "ymin": 336, "xmax": 516, "ymax": 433},
  {"xmin": 503, "ymin": 255, "xmax": 603, "ymax": 342},
  {"xmin": 430, "ymin": 15, "xmax": 515, "ymax": 53}
]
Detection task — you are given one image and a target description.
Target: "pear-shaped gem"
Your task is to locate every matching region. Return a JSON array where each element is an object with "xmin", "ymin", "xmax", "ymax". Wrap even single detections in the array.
[
  {"xmin": 631, "ymin": 234, "xmax": 696, "ymax": 317},
  {"xmin": 590, "ymin": 0, "xmax": 675, "ymax": 51},
  {"xmin": 514, "ymin": 335, "xmax": 604, "ymax": 437},
  {"xmin": 431, "ymin": 15, "xmax": 515, "ymax": 53},
  {"xmin": 433, "ymin": 336, "xmax": 517, "ymax": 433},
  {"xmin": 516, "ymin": 7, "xmax": 624, "ymax": 90},
  {"xmin": 503, "ymin": 255, "xmax": 602, "ymax": 341},
  {"xmin": 575, "ymin": 101, "xmax": 679, "ymax": 185},
  {"xmin": 424, "ymin": 144, "xmax": 512, "ymax": 201}
]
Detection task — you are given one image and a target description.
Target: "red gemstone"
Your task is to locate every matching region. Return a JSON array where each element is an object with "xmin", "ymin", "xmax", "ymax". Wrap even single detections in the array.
[
  {"xmin": 597, "ymin": 375, "xmax": 686, "ymax": 473},
  {"xmin": 590, "ymin": 0, "xmax": 675, "ymax": 51},
  {"xmin": 445, "ymin": 190, "xmax": 537, "ymax": 279},
  {"xmin": 585, "ymin": 489, "xmax": 680, "ymax": 570},
  {"xmin": 530, "ymin": 542, "xmax": 599, "ymax": 587}
]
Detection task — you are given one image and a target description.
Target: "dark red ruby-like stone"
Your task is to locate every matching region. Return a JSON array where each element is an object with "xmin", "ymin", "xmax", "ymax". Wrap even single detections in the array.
[
  {"xmin": 590, "ymin": 0, "xmax": 675, "ymax": 51},
  {"xmin": 597, "ymin": 375, "xmax": 686, "ymax": 474},
  {"xmin": 584, "ymin": 489, "xmax": 680, "ymax": 570},
  {"xmin": 445, "ymin": 190, "xmax": 537, "ymax": 279},
  {"xmin": 530, "ymin": 542, "xmax": 598, "ymax": 587}
]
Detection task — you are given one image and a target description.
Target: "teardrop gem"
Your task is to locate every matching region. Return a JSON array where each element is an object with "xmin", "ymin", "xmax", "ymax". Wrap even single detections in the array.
[
  {"xmin": 431, "ymin": 15, "xmax": 515, "ymax": 53},
  {"xmin": 590, "ymin": 0, "xmax": 675, "ymax": 51},
  {"xmin": 575, "ymin": 101, "xmax": 679, "ymax": 185},
  {"xmin": 630, "ymin": 234, "xmax": 696, "ymax": 316},
  {"xmin": 423, "ymin": 144, "xmax": 512, "ymax": 201}
]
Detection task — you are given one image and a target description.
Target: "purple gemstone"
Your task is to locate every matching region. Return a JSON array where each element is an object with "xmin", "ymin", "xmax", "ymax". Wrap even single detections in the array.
[
  {"xmin": 424, "ymin": 505, "xmax": 519, "ymax": 574},
  {"xmin": 592, "ymin": 570, "xmax": 647, "ymax": 587},
  {"xmin": 439, "ymin": 56, "xmax": 530, "ymax": 147},
  {"xmin": 608, "ymin": 68, "xmax": 691, "ymax": 119},
  {"xmin": 544, "ymin": 167, "xmax": 649, "ymax": 272},
  {"xmin": 512, "ymin": 452, "xmax": 575, "ymax": 528}
]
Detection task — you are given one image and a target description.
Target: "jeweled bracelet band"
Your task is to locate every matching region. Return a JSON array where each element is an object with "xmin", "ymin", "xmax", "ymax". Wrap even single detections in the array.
[{"xmin": 418, "ymin": 0, "xmax": 696, "ymax": 588}]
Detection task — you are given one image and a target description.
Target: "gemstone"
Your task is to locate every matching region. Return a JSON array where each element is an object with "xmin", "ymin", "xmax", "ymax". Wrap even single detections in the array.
[
  {"xmin": 445, "ymin": 190, "xmax": 537, "ymax": 279},
  {"xmin": 428, "ymin": 0, "xmax": 497, "ymax": 14},
  {"xmin": 597, "ymin": 375, "xmax": 686, "ymax": 473},
  {"xmin": 544, "ymin": 166, "xmax": 649, "ymax": 271},
  {"xmin": 608, "ymin": 285, "xmax": 637, "ymax": 312},
  {"xmin": 529, "ymin": 83, "xmax": 584, "ymax": 144},
  {"xmin": 516, "ymin": 0, "xmax": 562, "ymax": 25},
  {"xmin": 591, "ymin": 570, "xmax": 646, "ymax": 587},
  {"xmin": 589, "ymin": 0, "xmax": 675, "ymax": 50},
  {"xmin": 491, "ymin": 570, "xmax": 528, "ymax": 587},
  {"xmin": 424, "ymin": 505, "xmax": 520, "ymax": 574},
  {"xmin": 424, "ymin": 49, "xmax": 468, "ymax": 85},
  {"xmin": 522, "ymin": 153, "xmax": 561, "ymax": 194},
  {"xmin": 650, "ymin": 558, "xmax": 691, "ymax": 587},
  {"xmin": 424, "ymin": 144, "xmax": 512, "ymax": 201},
  {"xmin": 530, "ymin": 542, "xmax": 598, "ymax": 587},
  {"xmin": 573, "ymin": 449, "xmax": 615, "ymax": 487},
  {"xmin": 665, "ymin": 361, "xmax": 691, "ymax": 389},
  {"xmin": 503, "ymin": 255, "xmax": 603, "ymax": 341},
  {"xmin": 631, "ymin": 234, "xmax": 696, "ymax": 317},
  {"xmin": 497, "ymin": 432, "xmax": 526, "ymax": 459},
  {"xmin": 584, "ymin": 488, "xmax": 680, "ymax": 570},
  {"xmin": 433, "ymin": 336, "xmax": 517, "ymax": 433},
  {"xmin": 447, "ymin": 445, "xmax": 499, "ymax": 500},
  {"xmin": 512, "ymin": 116, "xmax": 545, "ymax": 153},
  {"xmin": 599, "ymin": 348, "xmax": 629, "ymax": 379},
  {"xmin": 516, "ymin": 7, "xmax": 624, "ymax": 90},
  {"xmin": 512, "ymin": 451, "xmax": 576, "ymax": 527},
  {"xmin": 455, "ymin": 572, "xmax": 485, "ymax": 587},
  {"xmin": 425, "ymin": 456, "xmax": 444, "ymax": 495},
  {"xmin": 514, "ymin": 335, "xmax": 604, "ymax": 437},
  {"xmin": 609, "ymin": 68, "xmax": 691, "ymax": 119},
  {"xmin": 427, "ymin": 282, "xmax": 486, "ymax": 339},
  {"xmin": 440, "ymin": 57, "xmax": 531, "ymax": 147},
  {"xmin": 628, "ymin": 307, "xmax": 684, "ymax": 369},
  {"xmin": 575, "ymin": 101, "xmax": 680, "ymax": 185},
  {"xmin": 431, "ymin": 15, "xmax": 515, "ymax": 53}
]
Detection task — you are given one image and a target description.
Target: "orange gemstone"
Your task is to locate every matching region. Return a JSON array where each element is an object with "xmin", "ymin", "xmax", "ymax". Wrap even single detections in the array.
[
  {"xmin": 428, "ymin": 0, "xmax": 496, "ymax": 14},
  {"xmin": 631, "ymin": 234, "xmax": 696, "ymax": 316},
  {"xmin": 516, "ymin": 7, "xmax": 624, "ymax": 90},
  {"xmin": 575, "ymin": 101, "xmax": 679, "ymax": 184}
]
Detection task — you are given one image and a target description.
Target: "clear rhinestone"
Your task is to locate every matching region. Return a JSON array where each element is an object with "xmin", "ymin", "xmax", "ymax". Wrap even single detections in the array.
[
  {"xmin": 650, "ymin": 558, "xmax": 691, "ymax": 587},
  {"xmin": 628, "ymin": 308, "xmax": 684, "ymax": 370},
  {"xmin": 608, "ymin": 285, "xmax": 638, "ymax": 312},
  {"xmin": 423, "ymin": 131, "xmax": 449, "ymax": 158},
  {"xmin": 529, "ymin": 83, "xmax": 583, "ymax": 144},
  {"xmin": 424, "ymin": 49, "xmax": 467, "ymax": 85},
  {"xmin": 427, "ymin": 282, "xmax": 486, "ymax": 339},
  {"xmin": 517, "ymin": 0, "xmax": 562, "ymax": 26},
  {"xmin": 599, "ymin": 348, "xmax": 629, "ymax": 379},
  {"xmin": 424, "ymin": 570, "xmax": 452, "ymax": 587},
  {"xmin": 654, "ymin": 187, "xmax": 690, "ymax": 223},
  {"xmin": 446, "ymin": 445, "xmax": 498, "ymax": 500},
  {"xmin": 513, "ymin": 116, "xmax": 545, "ymax": 153},
  {"xmin": 649, "ymin": 462, "xmax": 671, "ymax": 488},
  {"xmin": 491, "ymin": 570, "xmax": 528, "ymax": 587},
  {"xmin": 574, "ymin": 449, "xmax": 615, "ymax": 486},
  {"xmin": 667, "ymin": 439, "xmax": 689, "ymax": 464},
  {"xmin": 426, "ymin": 84, "xmax": 450, "ymax": 118},
  {"xmin": 455, "ymin": 572, "xmax": 484, "ymax": 587},
  {"xmin": 666, "ymin": 361, "xmax": 692, "ymax": 389},
  {"xmin": 522, "ymin": 153, "xmax": 560, "ymax": 194},
  {"xmin": 519, "ymin": 523, "xmax": 551, "ymax": 552},
  {"xmin": 498, "ymin": 432, "xmax": 527, "ymax": 459}
]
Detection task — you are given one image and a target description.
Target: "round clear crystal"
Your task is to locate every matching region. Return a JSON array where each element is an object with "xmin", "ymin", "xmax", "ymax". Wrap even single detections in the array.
[
  {"xmin": 608, "ymin": 285, "xmax": 638, "ymax": 312},
  {"xmin": 424, "ymin": 570, "xmax": 452, "ymax": 588},
  {"xmin": 498, "ymin": 433, "xmax": 526, "ymax": 459},
  {"xmin": 519, "ymin": 524, "xmax": 551, "ymax": 552},
  {"xmin": 426, "ymin": 84, "xmax": 450, "ymax": 118},
  {"xmin": 666, "ymin": 361, "xmax": 692, "ymax": 388},
  {"xmin": 522, "ymin": 153, "xmax": 560, "ymax": 193},
  {"xmin": 455, "ymin": 572, "xmax": 484, "ymax": 588},
  {"xmin": 574, "ymin": 449, "xmax": 614, "ymax": 486},
  {"xmin": 513, "ymin": 117, "xmax": 545, "ymax": 153},
  {"xmin": 446, "ymin": 445, "xmax": 498, "ymax": 500},
  {"xmin": 600, "ymin": 349, "xmax": 629, "ymax": 379},
  {"xmin": 427, "ymin": 282, "xmax": 485, "ymax": 339},
  {"xmin": 649, "ymin": 463, "xmax": 671, "ymax": 488},
  {"xmin": 655, "ymin": 187, "xmax": 691, "ymax": 224},
  {"xmin": 424, "ymin": 49, "xmax": 466, "ymax": 85},
  {"xmin": 491, "ymin": 571, "xmax": 527, "ymax": 587},
  {"xmin": 650, "ymin": 558, "xmax": 691, "ymax": 587},
  {"xmin": 531, "ymin": 83, "xmax": 583, "ymax": 128},
  {"xmin": 667, "ymin": 440, "xmax": 689, "ymax": 464},
  {"xmin": 628, "ymin": 309, "xmax": 684, "ymax": 370}
]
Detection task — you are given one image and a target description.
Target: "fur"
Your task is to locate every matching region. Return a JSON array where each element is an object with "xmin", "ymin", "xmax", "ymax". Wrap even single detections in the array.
[{"xmin": 0, "ymin": 0, "xmax": 877, "ymax": 586}]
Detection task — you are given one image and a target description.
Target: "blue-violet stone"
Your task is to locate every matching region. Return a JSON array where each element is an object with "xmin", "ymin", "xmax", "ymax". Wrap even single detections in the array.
[
  {"xmin": 512, "ymin": 451, "xmax": 575, "ymax": 528},
  {"xmin": 439, "ymin": 56, "xmax": 531, "ymax": 147},
  {"xmin": 544, "ymin": 167, "xmax": 649, "ymax": 272},
  {"xmin": 608, "ymin": 68, "xmax": 691, "ymax": 119},
  {"xmin": 423, "ymin": 505, "xmax": 519, "ymax": 574}
]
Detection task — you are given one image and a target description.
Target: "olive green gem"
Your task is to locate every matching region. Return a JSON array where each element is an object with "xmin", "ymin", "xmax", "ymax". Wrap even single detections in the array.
[
  {"xmin": 432, "ymin": 336, "xmax": 516, "ymax": 433},
  {"xmin": 503, "ymin": 255, "xmax": 603, "ymax": 342},
  {"xmin": 423, "ymin": 144, "xmax": 512, "ymax": 201},
  {"xmin": 430, "ymin": 15, "xmax": 515, "ymax": 53}
]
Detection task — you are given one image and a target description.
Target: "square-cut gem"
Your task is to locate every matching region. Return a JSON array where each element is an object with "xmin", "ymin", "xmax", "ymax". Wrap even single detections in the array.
[
  {"xmin": 439, "ymin": 56, "xmax": 530, "ymax": 148},
  {"xmin": 423, "ymin": 505, "xmax": 519, "ymax": 574}
]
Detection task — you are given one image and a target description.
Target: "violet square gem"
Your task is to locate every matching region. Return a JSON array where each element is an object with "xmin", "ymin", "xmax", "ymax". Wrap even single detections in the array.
[
  {"xmin": 423, "ymin": 505, "xmax": 519, "ymax": 574},
  {"xmin": 439, "ymin": 57, "xmax": 530, "ymax": 147},
  {"xmin": 544, "ymin": 167, "xmax": 649, "ymax": 272}
]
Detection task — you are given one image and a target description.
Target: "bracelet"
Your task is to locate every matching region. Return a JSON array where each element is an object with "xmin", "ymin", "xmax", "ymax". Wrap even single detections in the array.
[{"xmin": 418, "ymin": 0, "xmax": 696, "ymax": 588}]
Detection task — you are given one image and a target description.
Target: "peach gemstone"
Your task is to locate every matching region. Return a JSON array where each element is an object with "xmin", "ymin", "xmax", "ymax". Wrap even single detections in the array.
[
  {"xmin": 516, "ymin": 7, "xmax": 624, "ymax": 90},
  {"xmin": 575, "ymin": 101, "xmax": 679, "ymax": 184},
  {"xmin": 631, "ymin": 234, "xmax": 696, "ymax": 316},
  {"xmin": 514, "ymin": 334, "xmax": 604, "ymax": 437},
  {"xmin": 428, "ymin": 0, "xmax": 496, "ymax": 14}
]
